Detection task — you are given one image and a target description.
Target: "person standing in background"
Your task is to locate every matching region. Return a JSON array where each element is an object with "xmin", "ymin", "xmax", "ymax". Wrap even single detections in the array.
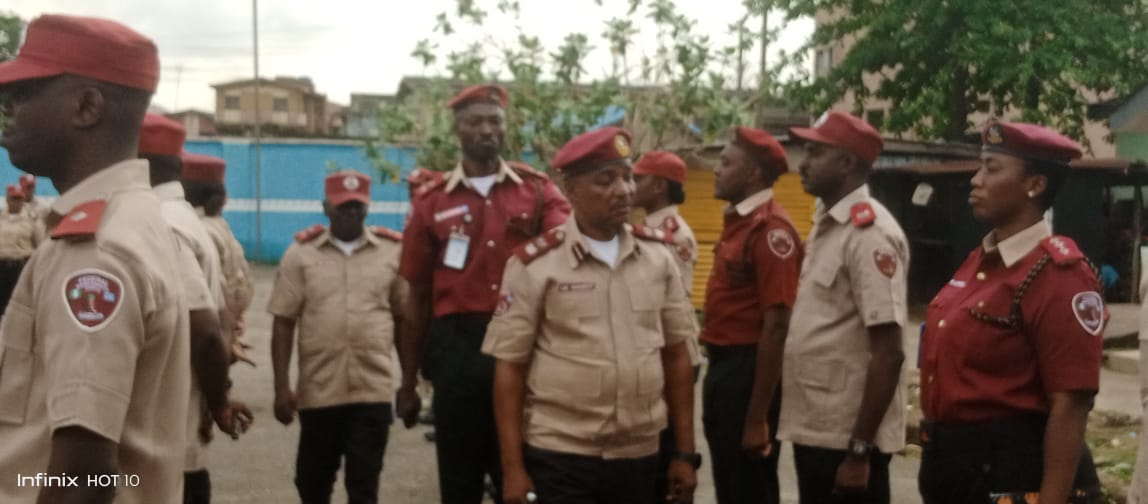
[{"xmin": 0, "ymin": 184, "xmax": 43, "ymax": 315}]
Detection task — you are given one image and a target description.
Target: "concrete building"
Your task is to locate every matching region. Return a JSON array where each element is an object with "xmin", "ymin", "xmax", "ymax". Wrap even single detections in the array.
[{"xmin": 211, "ymin": 76, "xmax": 334, "ymax": 137}]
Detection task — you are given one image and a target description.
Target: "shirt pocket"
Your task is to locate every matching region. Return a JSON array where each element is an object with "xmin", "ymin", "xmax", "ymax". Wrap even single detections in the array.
[
  {"xmin": 960, "ymin": 286, "xmax": 1033, "ymax": 373},
  {"xmin": 543, "ymin": 288, "xmax": 604, "ymax": 357},
  {"xmin": 628, "ymin": 278, "xmax": 667, "ymax": 349},
  {"xmin": 792, "ymin": 358, "xmax": 852, "ymax": 428},
  {"xmin": 0, "ymin": 304, "xmax": 35, "ymax": 425}
]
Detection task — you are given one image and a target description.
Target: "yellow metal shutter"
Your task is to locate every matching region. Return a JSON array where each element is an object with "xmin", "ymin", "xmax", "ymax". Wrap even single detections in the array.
[{"xmin": 678, "ymin": 169, "xmax": 816, "ymax": 308}]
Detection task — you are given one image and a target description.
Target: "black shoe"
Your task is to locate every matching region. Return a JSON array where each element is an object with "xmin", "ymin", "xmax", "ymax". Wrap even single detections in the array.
[
  {"xmin": 418, "ymin": 409, "xmax": 435, "ymax": 425},
  {"xmin": 424, "ymin": 431, "xmax": 436, "ymax": 443}
]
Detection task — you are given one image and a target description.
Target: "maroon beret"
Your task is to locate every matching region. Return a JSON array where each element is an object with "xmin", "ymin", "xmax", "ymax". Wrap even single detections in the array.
[
  {"xmin": 446, "ymin": 84, "xmax": 508, "ymax": 111},
  {"xmin": 551, "ymin": 127, "xmax": 633, "ymax": 175},
  {"xmin": 325, "ymin": 170, "xmax": 371, "ymax": 206},
  {"xmin": 982, "ymin": 121, "xmax": 1082, "ymax": 165},
  {"xmin": 633, "ymin": 150, "xmax": 687, "ymax": 183},
  {"xmin": 181, "ymin": 153, "xmax": 226, "ymax": 184},
  {"xmin": 733, "ymin": 127, "xmax": 789, "ymax": 175},
  {"xmin": 139, "ymin": 113, "xmax": 187, "ymax": 157},
  {"xmin": 0, "ymin": 14, "xmax": 159, "ymax": 92},
  {"xmin": 18, "ymin": 174, "xmax": 35, "ymax": 189},
  {"xmin": 789, "ymin": 111, "xmax": 884, "ymax": 165},
  {"xmin": 6, "ymin": 184, "xmax": 23, "ymax": 198}
]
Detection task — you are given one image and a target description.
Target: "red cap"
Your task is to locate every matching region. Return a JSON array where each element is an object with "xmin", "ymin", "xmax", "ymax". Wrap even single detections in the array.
[
  {"xmin": 789, "ymin": 111, "xmax": 884, "ymax": 165},
  {"xmin": 181, "ymin": 153, "xmax": 226, "ymax": 183},
  {"xmin": 6, "ymin": 185, "xmax": 23, "ymax": 198},
  {"xmin": 982, "ymin": 121, "xmax": 1082, "ymax": 165},
  {"xmin": 633, "ymin": 151, "xmax": 687, "ymax": 183},
  {"xmin": 0, "ymin": 14, "xmax": 159, "ymax": 92},
  {"xmin": 551, "ymin": 127, "xmax": 633, "ymax": 175},
  {"xmin": 446, "ymin": 84, "xmax": 508, "ymax": 110},
  {"xmin": 732, "ymin": 127, "xmax": 789, "ymax": 175},
  {"xmin": 325, "ymin": 170, "xmax": 371, "ymax": 206},
  {"xmin": 18, "ymin": 174, "xmax": 35, "ymax": 189},
  {"xmin": 139, "ymin": 113, "xmax": 187, "ymax": 157}
]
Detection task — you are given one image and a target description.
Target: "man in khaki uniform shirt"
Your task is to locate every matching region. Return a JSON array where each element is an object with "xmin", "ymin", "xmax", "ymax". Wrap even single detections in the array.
[
  {"xmin": 484, "ymin": 127, "xmax": 700, "ymax": 504},
  {"xmin": 779, "ymin": 112, "xmax": 909, "ymax": 504},
  {"xmin": 0, "ymin": 14, "xmax": 190, "ymax": 503},
  {"xmin": 0, "ymin": 184, "xmax": 44, "ymax": 314},
  {"xmin": 18, "ymin": 174, "xmax": 49, "ymax": 222},
  {"xmin": 633, "ymin": 150, "xmax": 697, "ymax": 297},
  {"xmin": 140, "ymin": 113, "xmax": 250, "ymax": 504},
  {"xmin": 268, "ymin": 170, "xmax": 407, "ymax": 504}
]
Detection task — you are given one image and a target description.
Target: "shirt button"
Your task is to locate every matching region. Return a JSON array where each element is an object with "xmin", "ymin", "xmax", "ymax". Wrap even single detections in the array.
[
  {"xmin": 928, "ymin": 374, "xmax": 935, "ymax": 383},
  {"xmin": 976, "ymin": 272, "xmax": 986, "ymax": 281},
  {"xmin": 487, "ymin": 240, "xmax": 495, "ymax": 248},
  {"xmin": 485, "ymin": 200, "xmax": 492, "ymax": 206},
  {"xmin": 490, "ymin": 284, "xmax": 498, "ymax": 291},
  {"xmin": 938, "ymin": 320, "xmax": 946, "ymax": 328},
  {"xmin": 977, "ymin": 301, "xmax": 985, "ymax": 309}
]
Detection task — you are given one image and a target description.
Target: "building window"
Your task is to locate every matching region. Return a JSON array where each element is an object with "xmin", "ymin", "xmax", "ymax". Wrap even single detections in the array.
[
  {"xmin": 866, "ymin": 108, "xmax": 885, "ymax": 129},
  {"xmin": 224, "ymin": 96, "xmax": 240, "ymax": 110},
  {"xmin": 273, "ymin": 97, "xmax": 288, "ymax": 112},
  {"xmin": 815, "ymin": 47, "xmax": 834, "ymax": 78}
]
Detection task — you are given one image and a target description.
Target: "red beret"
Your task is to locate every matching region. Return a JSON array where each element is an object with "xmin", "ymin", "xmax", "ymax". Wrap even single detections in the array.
[
  {"xmin": 0, "ymin": 14, "xmax": 159, "ymax": 92},
  {"xmin": 181, "ymin": 153, "xmax": 226, "ymax": 183},
  {"xmin": 6, "ymin": 185, "xmax": 23, "ymax": 198},
  {"xmin": 139, "ymin": 113, "xmax": 187, "ymax": 157},
  {"xmin": 18, "ymin": 174, "xmax": 35, "ymax": 188},
  {"xmin": 790, "ymin": 111, "xmax": 884, "ymax": 165},
  {"xmin": 446, "ymin": 84, "xmax": 508, "ymax": 111},
  {"xmin": 633, "ymin": 150, "xmax": 687, "ymax": 184},
  {"xmin": 982, "ymin": 121, "xmax": 1082, "ymax": 165},
  {"xmin": 732, "ymin": 127, "xmax": 789, "ymax": 175},
  {"xmin": 551, "ymin": 127, "xmax": 633, "ymax": 175},
  {"xmin": 325, "ymin": 170, "xmax": 371, "ymax": 206}
]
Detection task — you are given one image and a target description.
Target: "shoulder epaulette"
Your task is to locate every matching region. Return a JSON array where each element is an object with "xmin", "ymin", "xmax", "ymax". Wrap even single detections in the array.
[
  {"xmin": 414, "ymin": 174, "xmax": 447, "ymax": 197},
  {"xmin": 631, "ymin": 223, "xmax": 674, "ymax": 244},
  {"xmin": 850, "ymin": 202, "xmax": 876, "ymax": 228},
  {"xmin": 513, "ymin": 227, "xmax": 566, "ymax": 265},
  {"xmin": 51, "ymin": 199, "xmax": 106, "ymax": 241},
  {"xmin": 507, "ymin": 160, "xmax": 550, "ymax": 180},
  {"xmin": 1041, "ymin": 235, "xmax": 1084, "ymax": 266},
  {"xmin": 371, "ymin": 226, "xmax": 402, "ymax": 242},
  {"xmin": 294, "ymin": 224, "xmax": 326, "ymax": 243},
  {"xmin": 660, "ymin": 216, "xmax": 679, "ymax": 233}
]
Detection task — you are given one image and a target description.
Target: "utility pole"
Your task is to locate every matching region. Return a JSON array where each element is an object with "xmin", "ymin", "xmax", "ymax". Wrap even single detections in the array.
[{"xmin": 252, "ymin": 0, "xmax": 263, "ymax": 262}]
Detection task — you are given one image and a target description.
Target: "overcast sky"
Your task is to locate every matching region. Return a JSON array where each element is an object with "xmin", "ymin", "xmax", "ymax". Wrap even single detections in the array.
[{"xmin": 7, "ymin": 0, "xmax": 814, "ymax": 112}]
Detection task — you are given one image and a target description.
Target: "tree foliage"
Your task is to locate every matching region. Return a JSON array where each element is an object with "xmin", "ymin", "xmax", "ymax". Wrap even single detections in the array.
[
  {"xmin": 368, "ymin": 0, "xmax": 786, "ymax": 180},
  {"xmin": 0, "ymin": 12, "xmax": 24, "ymax": 130},
  {"xmin": 775, "ymin": 0, "xmax": 1148, "ymax": 144}
]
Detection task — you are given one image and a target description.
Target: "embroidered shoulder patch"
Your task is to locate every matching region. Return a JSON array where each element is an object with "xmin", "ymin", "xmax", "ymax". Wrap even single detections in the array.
[
  {"xmin": 850, "ymin": 203, "xmax": 875, "ymax": 228},
  {"xmin": 1071, "ymin": 291, "xmax": 1104, "ymax": 336},
  {"xmin": 660, "ymin": 216, "xmax": 680, "ymax": 233},
  {"xmin": 766, "ymin": 228, "xmax": 795, "ymax": 258},
  {"xmin": 873, "ymin": 247, "xmax": 898, "ymax": 278},
  {"xmin": 63, "ymin": 269, "xmax": 124, "ymax": 332},
  {"xmin": 294, "ymin": 224, "xmax": 326, "ymax": 243},
  {"xmin": 513, "ymin": 227, "xmax": 566, "ymax": 265},
  {"xmin": 493, "ymin": 290, "xmax": 513, "ymax": 317}
]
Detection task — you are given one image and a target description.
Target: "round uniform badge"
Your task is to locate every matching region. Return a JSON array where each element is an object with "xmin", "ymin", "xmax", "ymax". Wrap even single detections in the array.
[
  {"xmin": 343, "ymin": 175, "xmax": 361, "ymax": 191},
  {"xmin": 766, "ymin": 228, "xmax": 794, "ymax": 258},
  {"xmin": 873, "ymin": 248, "xmax": 898, "ymax": 278},
  {"xmin": 62, "ymin": 269, "xmax": 124, "ymax": 332},
  {"xmin": 494, "ymin": 290, "xmax": 513, "ymax": 317},
  {"xmin": 614, "ymin": 135, "xmax": 631, "ymax": 158},
  {"xmin": 1071, "ymin": 291, "xmax": 1104, "ymax": 336},
  {"xmin": 985, "ymin": 124, "xmax": 1005, "ymax": 145}
]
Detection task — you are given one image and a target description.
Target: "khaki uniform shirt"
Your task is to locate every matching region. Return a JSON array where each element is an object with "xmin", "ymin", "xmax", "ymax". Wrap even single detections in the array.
[
  {"xmin": 1128, "ymin": 269, "xmax": 1148, "ymax": 503},
  {"xmin": 482, "ymin": 217, "xmax": 699, "ymax": 459},
  {"xmin": 156, "ymin": 181, "xmax": 224, "ymax": 472},
  {"xmin": 199, "ymin": 211, "xmax": 254, "ymax": 323},
  {"xmin": 643, "ymin": 205, "xmax": 697, "ymax": 298},
  {"xmin": 0, "ymin": 160, "xmax": 190, "ymax": 504},
  {"xmin": 0, "ymin": 211, "xmax": 43, "ymax": 260},
  {"xmin": 778, "ymin": 184, "xmax": 909, "ymax": 454},
  {"xmin": 267, "ymin": 227, "xmax": 406, "ymax": 409}
]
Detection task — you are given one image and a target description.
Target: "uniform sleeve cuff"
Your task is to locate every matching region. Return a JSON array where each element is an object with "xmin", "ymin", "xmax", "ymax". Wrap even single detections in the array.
[{"xmin": 48, "ymin": 382, "xmax": 129, "ymax": 442}]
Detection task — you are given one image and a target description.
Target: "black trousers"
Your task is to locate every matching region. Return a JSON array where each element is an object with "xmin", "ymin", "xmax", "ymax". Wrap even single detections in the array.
[
  {"xmin": 183, "ymin": 469, "xmax": 210, "ymax": 504},
  {"xmin": 793, "ymin": 444, "xmax": 892, "ymax": 504},
  {"xmin": 702, "ymin": 344, "xmax": 781, "ymax": 504},
  {"xmin": 295, "ymin": 402, "xmax": 392, "ymax": 504},
  {"xmin": 525, "ymin": 445, "xmax": 658, "ymax": 504},
  {"xmin": 0, "ymin": 258, "xmax": 26, "ymax": 316},
  {"xmin": 428, "ymin": 314, "xmax": 502, "ymax": 504},
  {"xmin": 918, "ymin": 417, "xmax": 1101, "ymax": 504}
]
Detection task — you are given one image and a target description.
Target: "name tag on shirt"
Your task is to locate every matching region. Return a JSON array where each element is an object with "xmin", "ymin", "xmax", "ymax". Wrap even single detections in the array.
[
  {"xmin": 443, "ymin": 232, "xmax": 470, "ymax": 270},
  {"xmin": 434, "ymin": 205, "xmax": 470, "ymax": 223}
]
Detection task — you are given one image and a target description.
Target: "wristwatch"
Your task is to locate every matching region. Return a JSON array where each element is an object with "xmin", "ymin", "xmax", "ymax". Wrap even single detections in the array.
[
  {"xmin": 848, "ymin": 438, "xmax": 874, "ymax": 458},
  {"xmin": 673, "ymin": 451, "xmax": 703, "ymax": 469}
]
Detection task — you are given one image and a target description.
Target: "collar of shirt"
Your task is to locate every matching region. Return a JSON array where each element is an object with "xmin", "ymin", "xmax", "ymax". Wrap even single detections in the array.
[
  {"xmin": 152, "ymin": 180, "xmax": 186, "ymax": 201},
  {"xmin": 981, "ymin": 220, "xmax": 1051, "ymax": 267},
  {"xmin": 51, "ymin": 159, "xmax": 151, "ymax": 215},
  {"xmin": 562, "ymin": 215, "xmax": 640, "ymax": 268},
  {"xmin": 817, "ymin": 184, "xmax": 872, "ymax": 224},
  {"xmin": 317, "ymin": 226, "xmax": 380, "ymax": 255},
  {"xmin": 644, "ymin": 205, "xmax": 680, "ymax": 227},
  {"xmin": 194, "ymin": 206, "xmax": 208, "ymax": 217},
  {"xmin": 727, "ymin": 188, "xmax": 774, "ymax": 216},
  {"xmin": 444, "ymin": 159, "xmax": 523, "ymax": 193}
]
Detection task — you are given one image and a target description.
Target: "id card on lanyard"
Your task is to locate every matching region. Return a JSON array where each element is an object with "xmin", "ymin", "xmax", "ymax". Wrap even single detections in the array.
[{"xmin": 444, "ymin": 230, "xmax": 470, "ymax": 270}]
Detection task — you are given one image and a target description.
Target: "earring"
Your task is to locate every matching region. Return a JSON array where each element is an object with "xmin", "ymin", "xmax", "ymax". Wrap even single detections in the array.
[{"xmin": 1027, "ymin": 190, "xmax": 1035, "ymax": 198}]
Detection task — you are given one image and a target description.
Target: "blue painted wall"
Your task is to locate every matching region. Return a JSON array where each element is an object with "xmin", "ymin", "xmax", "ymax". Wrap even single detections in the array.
[{"xmin": 0, "ymin": 139, "xmax": 419, "ymax": 263}]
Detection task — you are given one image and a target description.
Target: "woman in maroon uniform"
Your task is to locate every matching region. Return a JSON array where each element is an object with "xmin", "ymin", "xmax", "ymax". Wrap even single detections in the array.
[{"xmin": 918, "ymin": 121, "xmax": 1103, "ymax": 504}]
